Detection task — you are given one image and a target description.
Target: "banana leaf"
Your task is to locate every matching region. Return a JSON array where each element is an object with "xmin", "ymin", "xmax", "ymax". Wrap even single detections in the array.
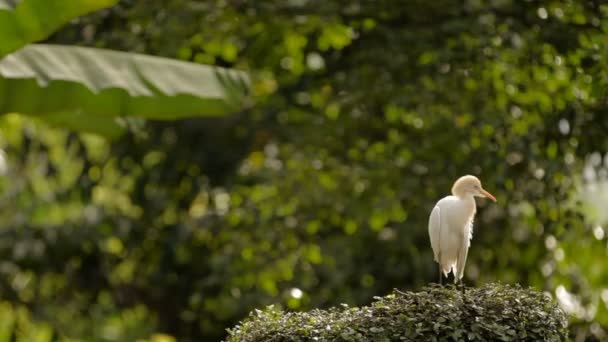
[
  {"xmin": 0, "ymin": 44, "xmax": 250, "ymax": 137},
  {"xmin": 0, "ymin": 0, "xmax": 117, "ymax": 57}
]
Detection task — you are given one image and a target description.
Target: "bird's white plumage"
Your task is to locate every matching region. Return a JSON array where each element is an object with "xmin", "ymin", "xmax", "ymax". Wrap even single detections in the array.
[
  {"xmin": 455, "ymin": 219, "xmax": 473, "ymax": 280},
  {"xmin": 428, "ymin": 195, "xmax": 475, "ymax": 281},
  {"xmin": 428, "ymin": 205, "xmax": 442, "ymax": 263},
  {"xmin": 428, "ymin": 175, "xmax": 496, "ymax": 284}
]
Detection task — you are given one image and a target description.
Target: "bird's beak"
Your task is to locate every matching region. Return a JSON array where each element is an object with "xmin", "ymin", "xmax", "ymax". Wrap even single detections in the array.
[{"xmin": 479, "ymin": 189, "xmax": 497, "ymax": 202}]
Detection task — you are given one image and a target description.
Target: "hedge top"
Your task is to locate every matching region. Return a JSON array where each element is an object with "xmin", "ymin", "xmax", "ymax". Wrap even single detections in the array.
[{"xmin": 226, "ymin": 283, "xmax": 568, "ymax": 342}]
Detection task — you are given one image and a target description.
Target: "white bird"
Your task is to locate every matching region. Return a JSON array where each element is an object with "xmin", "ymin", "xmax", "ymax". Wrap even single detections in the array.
[{"xmin": 428, "ymin": 175, "xmax": 496, "ymax": 286}]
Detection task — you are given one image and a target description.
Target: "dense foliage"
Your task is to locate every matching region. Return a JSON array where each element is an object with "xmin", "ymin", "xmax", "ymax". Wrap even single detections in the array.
[
  {"xmin": 0, "ymin": 0, "xmax": 606, "ymax": 340},
  {"xmin": 227, "ymin": 284, "xmax": 568, "ymax": 341}
]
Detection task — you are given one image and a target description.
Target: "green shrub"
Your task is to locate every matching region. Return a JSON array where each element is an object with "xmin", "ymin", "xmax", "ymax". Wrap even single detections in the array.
[{"xmin": 227, "ymin": 283, "xmax": 568, "ymax": 341}]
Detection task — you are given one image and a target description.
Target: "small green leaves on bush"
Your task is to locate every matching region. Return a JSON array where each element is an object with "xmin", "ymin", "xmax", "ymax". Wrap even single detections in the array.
[{"xmin": 227, "ymin": 283, "xmax": 568, "ymax": 341}]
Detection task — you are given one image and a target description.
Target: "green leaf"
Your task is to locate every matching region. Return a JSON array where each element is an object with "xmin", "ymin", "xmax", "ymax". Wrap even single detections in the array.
[
  {"xmin": 25, "ymin": 111, "xmax": 126, "ymax": 139},
  {"xmin": 0, "ymin": 44, "xmax": 250, "ymax": 137},
  {"xmin": 0, "ymin": 0, "xmax": 118, "ymax": 57}
]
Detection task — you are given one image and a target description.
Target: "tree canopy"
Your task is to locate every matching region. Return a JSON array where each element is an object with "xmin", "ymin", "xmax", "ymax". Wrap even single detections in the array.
[{"xmin": 0, "ymin": 0, "xmax": 606, "ymax": 341}]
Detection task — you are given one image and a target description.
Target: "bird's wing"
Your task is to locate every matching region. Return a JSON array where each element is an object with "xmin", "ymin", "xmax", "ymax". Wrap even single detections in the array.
[
  {"xmin": 428, "ymin": 205, "xmax": 442, "ymax": 262},
  {"xmin": 455, "ymin": 219, "xmax": 473, "ymax": 280}
]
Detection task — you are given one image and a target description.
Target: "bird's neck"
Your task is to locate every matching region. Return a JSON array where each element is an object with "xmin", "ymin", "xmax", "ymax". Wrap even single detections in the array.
[
  {"xmin": 454, "ymin": 193, "xmax": 477, "ymax": 216},
  {"xmin": 452, "ymin": 190, "xmax": 474, "ymax": 201}
]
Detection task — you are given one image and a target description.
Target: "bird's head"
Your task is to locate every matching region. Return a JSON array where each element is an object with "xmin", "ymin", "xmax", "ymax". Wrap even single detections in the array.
[{"xmin": 451, "ymin": 175, "xmax": 497, "ymax": 202}]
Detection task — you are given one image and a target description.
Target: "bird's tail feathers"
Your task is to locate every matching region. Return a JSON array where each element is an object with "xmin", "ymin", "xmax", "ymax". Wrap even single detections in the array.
[{"xmin": 442, "ymin": 263, "xmax": 453, "ymax": 278}]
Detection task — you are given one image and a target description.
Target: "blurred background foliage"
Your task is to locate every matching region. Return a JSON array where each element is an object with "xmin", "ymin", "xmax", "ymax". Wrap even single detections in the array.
[{"xmin": 0, "ymin": 0, "xmax": 606, "ymax": 340}]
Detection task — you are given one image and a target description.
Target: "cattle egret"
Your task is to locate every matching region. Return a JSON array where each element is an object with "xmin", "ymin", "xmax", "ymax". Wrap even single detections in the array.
[{"xmin": 428, "ymin": 175, "xmax": 496, "ymax": 287}]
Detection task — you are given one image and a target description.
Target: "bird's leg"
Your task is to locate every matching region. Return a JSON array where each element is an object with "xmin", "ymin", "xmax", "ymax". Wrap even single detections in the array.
[
  {"xmin": 460, "ymin": 279, "xmax": 465, "ymax": 295},
  {"xmin": 438, "ymin": 265, "xmax": 443, "ymax": 286}
]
